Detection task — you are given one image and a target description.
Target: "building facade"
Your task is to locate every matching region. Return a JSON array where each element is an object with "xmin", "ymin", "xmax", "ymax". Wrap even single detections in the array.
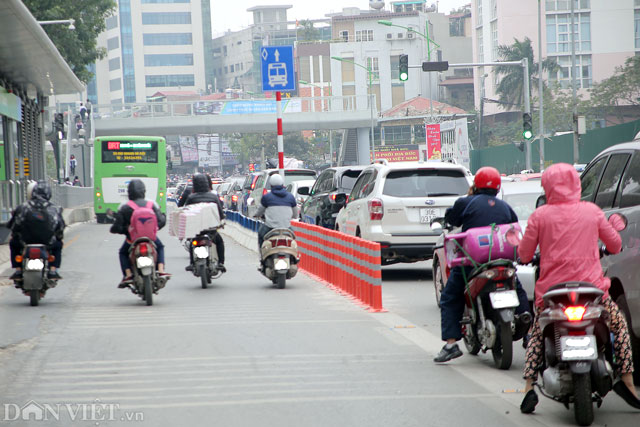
[
  {"xmin": 91, "ymin": 0, "xmax": 212, "ymax": 105},
  {"xmin": 472, "ymin": 0, "xmax": 640, "ymax": 119}
]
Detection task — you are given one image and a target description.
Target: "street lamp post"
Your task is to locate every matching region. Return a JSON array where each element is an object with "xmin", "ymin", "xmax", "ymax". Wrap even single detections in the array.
[
  {"xmin": 38, "ymin": 19, "xmax": 75, "ymax": 30},
  {"xmin": 330, "ymin": 56, "xmax": 375, "ymax": 163}
]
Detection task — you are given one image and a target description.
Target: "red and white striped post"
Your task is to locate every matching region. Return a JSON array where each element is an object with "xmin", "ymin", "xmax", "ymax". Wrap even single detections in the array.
[{"xmin": 276, "ymin": 91, "xmax": 284, "ymax": 177}]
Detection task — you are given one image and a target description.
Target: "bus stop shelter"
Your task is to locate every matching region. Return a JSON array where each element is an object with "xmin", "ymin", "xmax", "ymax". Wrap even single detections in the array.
[{"xmin": 0, "ymin": 0, "xmax": 84, "ymax": 240}]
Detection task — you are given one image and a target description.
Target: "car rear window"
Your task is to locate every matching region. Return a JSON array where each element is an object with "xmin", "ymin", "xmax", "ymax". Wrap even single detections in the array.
[
  {"xmin": 267, "ymin": 171, "xmax": 316, "ymax": 187},
  {"xmin": 383, "ymin": 169, "xmax": 469, "ymax": 197},
  {"xmin": 339, "ymin": 170, "xmax": 362, "ymax": 191}
]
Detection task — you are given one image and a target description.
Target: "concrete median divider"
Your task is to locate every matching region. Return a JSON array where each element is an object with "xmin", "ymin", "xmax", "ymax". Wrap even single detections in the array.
[{"xmin": 222, "ymin": 210, "xmax": 385, "ymax": 312}]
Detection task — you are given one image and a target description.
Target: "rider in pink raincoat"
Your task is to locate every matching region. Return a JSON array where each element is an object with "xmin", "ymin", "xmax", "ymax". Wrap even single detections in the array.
[{"xmin": 517, "ymin": 162, "xmax": 638, "ymax": 413}]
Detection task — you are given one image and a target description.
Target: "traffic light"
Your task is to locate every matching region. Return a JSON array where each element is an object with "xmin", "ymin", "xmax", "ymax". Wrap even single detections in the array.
[
  {"xmin": 399, "ymin": 54, "xmax": 409, "ymax": 81},
  {"xmin": 522, "ymin": 113, "xmax": 533, "ymax": 140},
  {"xmin": 421, "ymin": 61, "xmax": 449, "ymax": 72}
]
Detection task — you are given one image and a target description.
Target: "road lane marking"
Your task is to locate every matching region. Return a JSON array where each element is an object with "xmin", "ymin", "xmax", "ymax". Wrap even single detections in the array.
[{"xmin": 63, "ymin": 235, "xmax": 80, "ymax": 249}]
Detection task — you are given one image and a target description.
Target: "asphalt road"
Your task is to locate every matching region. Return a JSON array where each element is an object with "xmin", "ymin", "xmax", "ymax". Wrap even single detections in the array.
[{"xmin": 0, "ymin": 222, "xmax": 637, "ymax": 426}]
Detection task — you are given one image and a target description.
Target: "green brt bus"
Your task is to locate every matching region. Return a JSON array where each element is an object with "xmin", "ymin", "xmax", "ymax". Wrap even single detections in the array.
[{"xmin": 94, "ymin": 136, "xmax": 167, "ymax": 223}]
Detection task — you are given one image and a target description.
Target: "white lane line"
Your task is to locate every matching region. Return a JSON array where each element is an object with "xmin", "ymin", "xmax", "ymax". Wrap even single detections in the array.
[{"xmin": 66, "ymin": 319, "xmax": 371, "ymax": 329}]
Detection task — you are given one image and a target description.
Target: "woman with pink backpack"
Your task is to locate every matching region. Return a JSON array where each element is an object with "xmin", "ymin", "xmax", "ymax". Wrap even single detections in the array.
[{"xmin": 109, "ymin": 179, "xmax": 170, "ymax": 286}]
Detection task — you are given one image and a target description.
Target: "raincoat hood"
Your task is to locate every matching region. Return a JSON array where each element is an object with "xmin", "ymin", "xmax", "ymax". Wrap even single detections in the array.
[
  {"xmin": 270, "ymin": 186, "xmax": 287, "ymax": 197},
  {"xmin": 192, "ymin": 174, "xmax": 210, "ymax": 193},
  {"xmin": 127, "ymin": 179, "xmax": 146, "ymax": 200},
  {"xmin": 541, "ymin": 163, "xmax": 581, "ymax": 204}
]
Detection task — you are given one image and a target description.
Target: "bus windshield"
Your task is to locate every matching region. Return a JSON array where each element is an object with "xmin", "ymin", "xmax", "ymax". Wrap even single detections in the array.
[{"xmin": 101, "ymin": 140, "xmax": 158, "ymax": 163}]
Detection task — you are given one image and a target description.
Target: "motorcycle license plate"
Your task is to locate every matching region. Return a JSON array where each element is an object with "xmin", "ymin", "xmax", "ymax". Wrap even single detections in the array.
[
  {"xmin": 274, "ymin": 258, "xmax": 289, "ymax": 271},
  {"xmin": 560, "ymin": 335, "xmax": 597, "ymax": 360},
  {"xmin": 489, "ymin": 290, "xmax": 519, "ymax": 309}
]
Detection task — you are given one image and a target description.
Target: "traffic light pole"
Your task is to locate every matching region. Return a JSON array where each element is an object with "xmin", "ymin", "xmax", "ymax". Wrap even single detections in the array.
[{"xmin": 420, "ymin": 60, "xmax": 533, "ymax": 170}]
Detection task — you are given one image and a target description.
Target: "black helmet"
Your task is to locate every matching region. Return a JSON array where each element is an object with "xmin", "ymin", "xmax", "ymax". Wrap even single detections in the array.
[
  {"xmin": 32, "ymin": 181, "xmax": 52, "ymax": 201},
  {"xmin": 127, "ymin": 179, "xmax": 146, "ymax": 200}
]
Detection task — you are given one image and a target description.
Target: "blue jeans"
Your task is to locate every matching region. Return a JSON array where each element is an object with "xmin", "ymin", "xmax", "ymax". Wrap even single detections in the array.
[
  {"xmin": 119, "ymin": 239, "xmax": 165, "ymax": 275},
  {"xmin": 440, "ymin": 266, "xmax": 530, "ymax": 341}
]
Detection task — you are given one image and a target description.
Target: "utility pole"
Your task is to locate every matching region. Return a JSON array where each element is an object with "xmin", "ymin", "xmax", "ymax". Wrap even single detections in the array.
[
  {"xmin": 571, "ymin": 0, "xmax": 579, "ymax": 163},
  {"xmin": 522, "ymin": 58, "xmax": 532, "ymax": 171},
  {"xmin": 538, "ymin": 0, "xmax": 545, "ymax": 170}
]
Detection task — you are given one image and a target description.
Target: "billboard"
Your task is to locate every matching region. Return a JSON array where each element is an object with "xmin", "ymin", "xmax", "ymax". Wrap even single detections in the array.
[
  {"xmin": 375, "ymin": 145, "xmax": 420, "ymax": 162},
  {"xmin": 426, "ymin": 124, "xmax": 442, "ymax": 160},
  {"xmin": 179, "ymin": 135, "xmax": 198, "ymax": 163}
]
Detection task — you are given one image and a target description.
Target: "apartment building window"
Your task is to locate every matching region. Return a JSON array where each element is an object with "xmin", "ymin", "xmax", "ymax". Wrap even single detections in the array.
[
  {"xmin": 144, "ymin": 54, "xmax": 194, "ymax": 66},
  {"xmin": 477, "ymin": 30, "xmax": 484, "ymax": 62},
  {"xmin": 142, "ymin": 12, "xmax": 191, "ymax": 25},
  {"xmin": 546, "ymin": 13, "xmax": 590, "ymax": 53},
  {"xmin": 366, "ymin": 57, "xmax": 380, "ymax": 80},
  {"xmin": 545, "ymin": 0, "xmax": 590, "ymax": 11},
  {"xmin": 356, "ymin": 30, "xmax": 374, "ymax": 42},
  {"xmin": 110, "ymin": 78, "xmax": 122, "ymax": 92},
  {"xmin": 107, "ymin": 37, "xmax": 119, "ymax": 51},
  {"xmin": 491, "ymin": 21, "xmax": 498, "ymax": 61},
  {"xmin": 339, "ymin": 30, "xmax": 349, "ymax": 42},
  {"xmin": 145, "ymin": 74, "xmax": 195, "ymax": 87},
  {"xmin": 109, "ymin": 57, "xmax": 121, "ymax": 71},
  {"xmin": 143, "ymin": 33, "xmax": 192, "ymax": 45},
  {"xmin": 477, "ymin": 0, "xmax": 483, "ymax": 26},
  {"xmin": 635, "ymin": 10, "xmax": 640, "ymax": 49},
  {"xmin": 142, "ymin": 0, "xmax": 190, "ymax": 3},
  {"xmin": 490, "ymin": 0, "xmax": 497, "ymax": 20},
  {"xmin": 230, "ymin": 65, "xmax": 235, "ymax": 73},
  {"xmin": 106, "ymin": 15, "xmax": 118, "ymax": 30},
  {"xmin": 550, "ymin": 54, "xmax": 592, "ymax": 88},
  {"xmin": 224, "ymin": 66, "xmax": 228, "ymax": 74}
]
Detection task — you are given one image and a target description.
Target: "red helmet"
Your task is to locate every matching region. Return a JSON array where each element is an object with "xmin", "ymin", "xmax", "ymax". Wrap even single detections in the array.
[{"xmin": 474, "ymin": 167, "xmax": 501, "ymax": 191}]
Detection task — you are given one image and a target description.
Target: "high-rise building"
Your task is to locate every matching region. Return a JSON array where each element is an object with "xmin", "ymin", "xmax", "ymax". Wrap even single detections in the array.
[
  {"xmin": 91, "ymin": 0, "xmax": 213, "ymax": 105},
  {"xmin": 472, "ymin": 0, "xmax": 639, "ymax": 120}
]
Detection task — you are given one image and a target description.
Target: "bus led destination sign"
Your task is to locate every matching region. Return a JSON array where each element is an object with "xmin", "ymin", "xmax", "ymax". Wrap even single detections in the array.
[{"xmin": 102, "ymin": 140, "xmax": 158, "ymax": 163}]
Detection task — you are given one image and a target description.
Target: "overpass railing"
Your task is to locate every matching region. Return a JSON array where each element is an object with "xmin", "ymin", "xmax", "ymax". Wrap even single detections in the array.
[{"xmin": 91, "ymin": 95, "xmax": 376, "ymax": 121}]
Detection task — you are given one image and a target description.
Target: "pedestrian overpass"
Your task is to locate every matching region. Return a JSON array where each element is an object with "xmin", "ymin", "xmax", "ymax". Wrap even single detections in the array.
[{"xmin": 92, "ymin": 95, "xmax": 377, "ymax": 164}]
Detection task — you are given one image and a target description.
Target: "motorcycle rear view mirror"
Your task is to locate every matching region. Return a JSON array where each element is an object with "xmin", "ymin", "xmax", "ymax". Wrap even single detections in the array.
[
  {"xmin": 430, "ymin": 218, "xmax": 444, "ymax": 233},
  {"xmin": 535, "ymin": 194, "xmax": 547, "ymax": 208},
  {"xmin": 505, "ymin": 227, "xmax": 522, "ymax": 247},
  {"xmin": 608, "ymin": 213, "xmax": 628, "ymax": 232},
  {"xmin": 334, "ymin": 193, "xmax": 347, "ymax": 205}
]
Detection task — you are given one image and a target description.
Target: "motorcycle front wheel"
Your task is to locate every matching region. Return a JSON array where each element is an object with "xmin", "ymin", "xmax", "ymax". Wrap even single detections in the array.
[
  {"xmin": 143, "ymin": 276, "xmax": 153, "ymax": 306},
  {"xmin": 573, "ymin": 372, "xmax": 594, "ymax": 426},
  {"xmin": 491, "ymin": 320, "xmax": 513, "ymax": 370},
  {"xmin": 30, "ymin": 290, "xmax": 40, "ymax": 307},
  {"xmin": 199, "ymin": 264, "xmax": 208, "ymax": 289}
]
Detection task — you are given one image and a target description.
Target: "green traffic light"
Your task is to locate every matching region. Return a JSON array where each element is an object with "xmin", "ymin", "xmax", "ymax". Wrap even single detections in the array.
[
  {"xmin": 523, "ymin": 129, "xmax": 533, "ymax": 140},
  {"xmin": 399, "ymin": 72, "xmax": 408, "ymax": 81}
]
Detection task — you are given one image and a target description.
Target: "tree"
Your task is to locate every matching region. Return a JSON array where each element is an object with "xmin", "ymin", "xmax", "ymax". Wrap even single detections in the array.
[
  {"xmin": 494, "ymin": 37, "xmax": 557, "ymax": 110},
  {"xmin": 587, "ymin": 55, "xmax": 640, "ymax": 124},
  {"xmin": 23, "ymin": 0, "xmax": 116, "ymax": 83},
  {"xmin": 296, "ymin": 20, "xmax": 320, "ymax": 42}
]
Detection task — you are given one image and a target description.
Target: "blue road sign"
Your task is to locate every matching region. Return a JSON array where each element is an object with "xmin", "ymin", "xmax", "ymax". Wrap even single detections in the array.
[{"xmin": 260, "ymin": 46, "xmax": 295, "ymax": 92}]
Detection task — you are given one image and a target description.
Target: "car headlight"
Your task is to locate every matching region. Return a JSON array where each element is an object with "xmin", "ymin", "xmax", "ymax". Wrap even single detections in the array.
[
  {"xmin": 25, "ymin": 259, "xmax": 45, "ymax": 271},
  {"xmin": 194, "ymin": 246, "xmax": 209, "ymax": 259},
  {"xmin": 136, "ymin": 257, "xmax": 154, "ymax": 268}
]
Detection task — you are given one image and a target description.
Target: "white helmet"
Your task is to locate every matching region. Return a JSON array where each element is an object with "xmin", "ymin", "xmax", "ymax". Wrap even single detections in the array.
[
  {"xmin": 26, "ymin": 181, "xmax": 37, "ymax": 200},
  {"xmin": 269, "ymin": 173, "xmax": 284, "ymax": 187}
]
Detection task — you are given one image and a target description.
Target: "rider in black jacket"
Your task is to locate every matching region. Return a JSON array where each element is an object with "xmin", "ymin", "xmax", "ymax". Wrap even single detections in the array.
[
  {"xmin": 184, "ymin": 173, "xmax": 226, "ymax": 272},
  {"xmin": 110, "ymin": 179, "xmax": 169, "ymax": 286}
]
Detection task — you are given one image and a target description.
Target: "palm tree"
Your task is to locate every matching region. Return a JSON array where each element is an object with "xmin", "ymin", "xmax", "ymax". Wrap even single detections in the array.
[{"xmin": 494, "ymin": 37, "xmax": 557, "ymax": 110}]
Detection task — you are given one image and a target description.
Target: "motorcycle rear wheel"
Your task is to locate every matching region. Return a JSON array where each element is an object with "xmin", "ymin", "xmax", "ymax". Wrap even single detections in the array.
[
  {"xmin": 30, "ymin": 290, "xmax": 40, "ymax": 307},
  {"xmin": 491, "ymin": 320, "xmax": 513, "ymax": 370},
  {"xmin": 463, "ymin": 307, "xmax": 481, "ymax": 355},
  {"xmin": 573, "ymin": 372, "xmax": 594, "ymax": 426},
  {"xmin": 200, "ymin": 264, "xmax": 208, "ymax": 289},
  {"xmin": 143, "ymin": 276, "xmax": 153, "ymax": 306},
  {"xmin": 276, "ymin": 274, "xmax": 286, "ymax": 289}
]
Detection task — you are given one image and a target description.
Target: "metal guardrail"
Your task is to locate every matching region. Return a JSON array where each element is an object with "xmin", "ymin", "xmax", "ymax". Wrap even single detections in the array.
[{"xmin": 87, "ymin": 95, "xmax": 375, "ymax": 121}]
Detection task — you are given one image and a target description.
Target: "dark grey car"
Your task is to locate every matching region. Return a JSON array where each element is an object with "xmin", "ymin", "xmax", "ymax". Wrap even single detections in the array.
[{"xmin": 579, "ymin": 140, "xmax": 640, "ymax": 381}]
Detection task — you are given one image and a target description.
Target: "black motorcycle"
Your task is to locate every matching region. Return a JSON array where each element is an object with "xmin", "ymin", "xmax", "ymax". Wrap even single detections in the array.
[
  {"xmin": 13, "ymin": 244, "xmax": 59, "ymax": 306},
  {"xmin": 187, "ymin": 226, "xmax": 224, "ymax": 289}
]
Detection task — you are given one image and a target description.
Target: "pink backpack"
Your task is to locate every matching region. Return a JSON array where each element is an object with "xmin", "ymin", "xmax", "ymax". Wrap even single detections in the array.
[{"xmin": 127, "ymin": 200, "xmax": 158, "ymax": 241}]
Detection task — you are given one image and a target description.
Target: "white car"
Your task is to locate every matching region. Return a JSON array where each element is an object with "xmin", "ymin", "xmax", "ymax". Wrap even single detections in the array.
[
  {"xmin": 286, "ymin": 179, "xmax": 316, "ymax": 217},
  {"xmin": 335, "ymin": 160, "xmax": 472, "ymax": 265}
]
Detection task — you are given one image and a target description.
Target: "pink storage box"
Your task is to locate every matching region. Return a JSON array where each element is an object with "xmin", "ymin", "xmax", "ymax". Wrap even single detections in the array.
[{"xmin": 444, "ymin": 222, "xmax": 521, "ymax": 268}]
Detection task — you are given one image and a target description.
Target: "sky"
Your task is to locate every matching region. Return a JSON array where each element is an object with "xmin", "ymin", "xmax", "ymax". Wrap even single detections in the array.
[{"xmin": 211, "ymin": 0, "xmax": 471, "ymax": 35}]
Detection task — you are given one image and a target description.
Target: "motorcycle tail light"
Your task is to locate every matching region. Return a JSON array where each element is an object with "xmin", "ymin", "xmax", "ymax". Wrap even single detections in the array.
[
  {"xmin": 329, "ymin": 193, "xmax": 337, "ymax": 202},
  {"xmin": 232, "ymin": 195, "xmax": 238, "ymax": 202},
  {"xmin": 139, "ymin": 244, "xmax": 149, "ymax": 257},
  {"xmin": 271, "ymin": 238, "xmax": 291, "ymax": 247},
  {"xmin": 28, "ymin": 248, "xmax": 41, "ymax": 259},
  {"xmin": 15, "ymin": 255, "xmax": 23, "ymax": 263},
  {"xmin": 564, "ymin": 306, "xmax": 586, "ymax": 322},
  {"xmin": 192, "ymin": 240, "xmax": 199, "ymax": 246},
  {"xmin": 263, "ymin": 188, "xmax": 268, "ymax": 196},
  {"xmin": 48, "ymin": 255, "xmax": 55, "ymax": 262}
]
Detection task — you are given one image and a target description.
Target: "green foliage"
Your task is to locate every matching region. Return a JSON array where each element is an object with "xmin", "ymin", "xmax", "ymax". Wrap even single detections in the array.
[
  {"xmin": 485, "ymin": 121, "xmax": 521, "ymax": 147},
  {"xmin": 494, "ymin": 37, "xmax": 557, "ymax": 110},
  {"xmin": 296, "ymin": 20, "xmax": 320, "ymax": 42},
  {"xmin": 23, "ymin": 0, "xmax": 117, "ymax": 83},
  {"xmin": 228, "ymin": 132, "xmax": 327, "ymax": 168},
  {"xmin": 587, "ymin": 56, "xmax": 640, "ymax": 123}
]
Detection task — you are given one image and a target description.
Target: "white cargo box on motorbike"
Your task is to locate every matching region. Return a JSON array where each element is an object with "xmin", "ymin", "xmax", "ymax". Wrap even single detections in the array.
[{"xmin": 170, "ymin": 203, "xmax": 221, "ymax": 239}]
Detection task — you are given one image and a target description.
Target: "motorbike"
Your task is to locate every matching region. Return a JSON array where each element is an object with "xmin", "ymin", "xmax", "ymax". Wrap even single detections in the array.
[
  {"xmin": 431, "ymin": 219, "xmax": 530, "ymax": 370},
  {"xmin": 124, "ymin": 237, "xmax": 168, "ymax": 306},
  {"xmin": 187, "ymin": 226, "xmax": 224, "ymax": 289},
  {"xmin": 516, "ymin": 213, "xmax": 629, "ymax": 426},
  {"xmin": 260, "ymin": 228, "xmax": 299, "ymax": 289},
  {"xmin": 13, "ymin": 244, "xmax": 59, "ymax": 306}
]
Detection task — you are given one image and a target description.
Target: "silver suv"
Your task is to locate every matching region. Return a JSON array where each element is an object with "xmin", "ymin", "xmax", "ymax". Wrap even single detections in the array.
[
  {"xmin": 247, "ymin": 168, "xmax": 317, "ymax": 218},
  {"xmin": 335, "ymin": 160, "xmax": 472, "ymax": 265}
]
